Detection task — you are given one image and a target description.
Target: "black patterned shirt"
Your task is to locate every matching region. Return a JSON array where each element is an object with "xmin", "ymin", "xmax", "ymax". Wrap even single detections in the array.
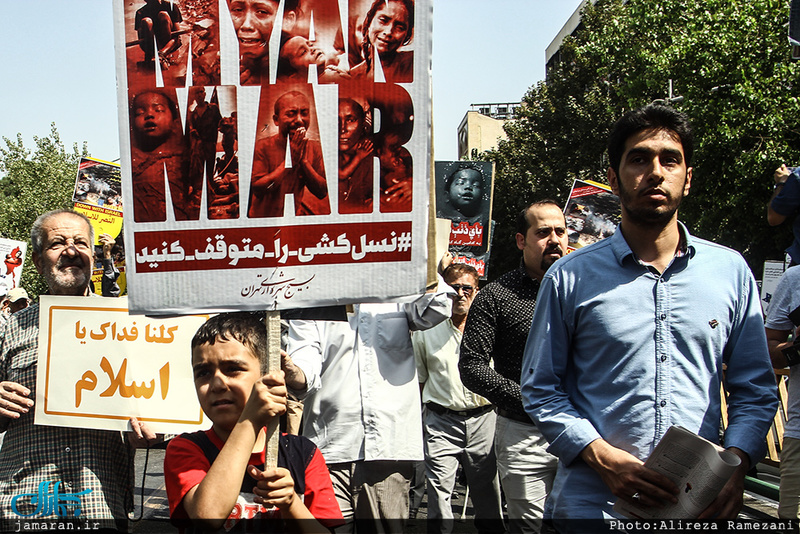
[{"xmin": 459, "ymin": 263, "xmax": 540, "ymax": 418}]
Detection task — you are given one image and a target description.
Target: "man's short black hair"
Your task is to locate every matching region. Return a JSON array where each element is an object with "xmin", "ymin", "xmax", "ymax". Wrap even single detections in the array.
[
  {"xmin": 191, "ymin": 312, "xmax": 267, "ymax": 362},
  {"xmin": 607, "ymin": 104, "xmax": 694, "ymax": 176},
  {"xmin": 516, "ymin": 199, "xmax": 562, "ymax": 237}
]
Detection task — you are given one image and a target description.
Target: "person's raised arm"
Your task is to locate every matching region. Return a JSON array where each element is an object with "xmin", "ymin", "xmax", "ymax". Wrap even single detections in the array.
[
  {"xmin": 339, "ymin": 140, "xmax": 374, "ymax": 182},
  {"xmin": 99, "ymin": 233, "xmax": 121, "ymax": 298},
  {"xmin": 297, "ymin": 136, "xmax": 329, "ymax": 200},
  {"xmin": 768, "ymin": 164, "xmax": 793, "ymax": 226}
]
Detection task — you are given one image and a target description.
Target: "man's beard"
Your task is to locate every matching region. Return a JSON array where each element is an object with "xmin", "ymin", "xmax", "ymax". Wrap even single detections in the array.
[
  {"xmin": 617, "ymin": 175, "xmax": 686, "ymax": 228},
  {"xmin": 540, "ymin": 244, "xmax": 564, "ymax": 272},
  {"xmin": 43, "ymin": 260, "xmax": 88, "ymax": 295}
]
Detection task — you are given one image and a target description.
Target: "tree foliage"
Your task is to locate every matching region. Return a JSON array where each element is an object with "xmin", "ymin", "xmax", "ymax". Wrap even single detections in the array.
[
  {"xmin": 484, "ymin": 0, "xmax": 799, "ymax": 278},
  {"xmin": 0, "ymin": 125, "xmax": 88, "ymax": 297}
]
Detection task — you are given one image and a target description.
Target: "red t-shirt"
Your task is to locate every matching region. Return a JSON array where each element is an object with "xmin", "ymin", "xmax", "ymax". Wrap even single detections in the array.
[{"xmin": 165, "ymin": 429, "xmax": 343, "ymax": 531}]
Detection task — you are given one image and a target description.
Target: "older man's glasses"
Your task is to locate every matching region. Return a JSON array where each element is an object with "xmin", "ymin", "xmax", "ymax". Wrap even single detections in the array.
[{"xmin": 450, "ymin": 284, "xmax": 474, "ymax": 296}]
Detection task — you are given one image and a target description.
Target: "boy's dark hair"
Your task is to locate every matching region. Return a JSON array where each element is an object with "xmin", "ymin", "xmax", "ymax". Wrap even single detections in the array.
[
  {"xmin": 191, "ymin": 312, "xmax": 266, "ymax": 361},
  {"xmin": 607, "ymin": 104, "xmax": 693, "ymax": 176},
  {"xmin": 516, "ymin": 199, "xmax": 561, "ymax": 237}
]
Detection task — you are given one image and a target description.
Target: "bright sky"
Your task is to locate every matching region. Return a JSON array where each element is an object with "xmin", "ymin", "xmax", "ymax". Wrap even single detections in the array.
[{"xmin": 0, "ymin": 0, "xmax": 583, "ymax": 164}]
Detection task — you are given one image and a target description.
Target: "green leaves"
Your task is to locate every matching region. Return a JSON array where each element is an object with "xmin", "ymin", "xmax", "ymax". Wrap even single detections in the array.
[
  {"xmin": 0, "ymin": 124, "xmax": 89, "ymax": 297},
  {"xmin": 483, "ymin": 0, "xmax": 798, "ymax": 277}
]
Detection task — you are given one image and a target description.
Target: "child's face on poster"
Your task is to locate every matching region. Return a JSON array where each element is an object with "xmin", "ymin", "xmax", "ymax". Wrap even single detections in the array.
[
  {"xmin": 229, "ymin": 0, "xmax": 279, "ymax": 59},
  {"xmin": 448, "ymin": 169, "xmax": 484, "ymax": 216},
  {"xmin": 132, "ymin": 92, "xmax": 174, "ymax": 144},
  {"xmin": 338, "ymin": 100, "xmax": 365, "ymax": 152}
]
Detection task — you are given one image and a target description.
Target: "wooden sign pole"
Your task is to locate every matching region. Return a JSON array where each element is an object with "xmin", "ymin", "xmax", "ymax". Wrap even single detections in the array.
[{"xmin": 264, "ymin": 310, "xmax": 281, "ymax": 470}]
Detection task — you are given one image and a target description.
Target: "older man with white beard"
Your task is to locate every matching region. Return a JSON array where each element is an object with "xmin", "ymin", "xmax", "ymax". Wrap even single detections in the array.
[{"xmin": 0, "ymin": 209, "xmax": 155, "ymax": 531}]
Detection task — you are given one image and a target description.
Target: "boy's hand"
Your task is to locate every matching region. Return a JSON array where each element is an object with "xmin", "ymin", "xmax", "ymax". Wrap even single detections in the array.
[
  {"xmin": 239, "ymin": 371, "xmax": 287, "ymax": 427},
  {"xmin": 249, "ymin": 466, "xmax": 298, "ymax": 511}
]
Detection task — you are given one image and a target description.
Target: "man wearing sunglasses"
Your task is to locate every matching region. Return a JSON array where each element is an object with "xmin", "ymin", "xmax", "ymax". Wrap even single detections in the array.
[
  {"xmin": 413, "ymin": 263, "xmax": 503, "ymax": 534},
  {"xmin": 459, "ymin": 200, "xmax": 568, "ymax": 533}
]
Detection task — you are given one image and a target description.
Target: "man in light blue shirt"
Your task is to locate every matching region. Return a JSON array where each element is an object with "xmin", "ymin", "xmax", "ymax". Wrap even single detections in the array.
[{"xmin": 521, "ymin": 104, "xmax": 778, "ymax": 526}]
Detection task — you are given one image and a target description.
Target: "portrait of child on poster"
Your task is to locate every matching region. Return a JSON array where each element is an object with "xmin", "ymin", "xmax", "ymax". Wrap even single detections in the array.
[{"xmin": 434, "ymin": 160, "xmax": 494, "ymax": 277}]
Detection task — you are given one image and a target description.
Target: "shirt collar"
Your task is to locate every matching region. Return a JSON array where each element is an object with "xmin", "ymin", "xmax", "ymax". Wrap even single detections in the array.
[
  {"xmin": 517, "ymin": 259, "xmax": 542, "ymax": 287},
  {"xmin": 610, "ymin": 221, "xmax": 695, "ymax": 267}
]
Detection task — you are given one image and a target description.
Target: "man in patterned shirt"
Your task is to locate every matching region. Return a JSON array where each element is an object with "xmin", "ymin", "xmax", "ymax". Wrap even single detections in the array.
[
  {"xmin": 459, "ymin": 200, "xmax": 568, "ymax": 533},
  {"xmin": 0, "ymin": 209, "xmax": 156, "ymax": 531}
]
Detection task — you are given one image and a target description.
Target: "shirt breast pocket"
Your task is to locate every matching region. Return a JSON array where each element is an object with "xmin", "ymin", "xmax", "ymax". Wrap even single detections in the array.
[
  {"xmin": 376, "ymin": 312, "xmax": 412, "ymax": 353},
  {"xmin": 8, "ymin": 357, "xmax": 35, "ymax": 386}
]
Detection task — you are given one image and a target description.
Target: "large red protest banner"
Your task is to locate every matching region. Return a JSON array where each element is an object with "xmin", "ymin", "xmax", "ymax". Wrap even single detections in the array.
[{"xmin": 113, "ymin": 0, "xmax": 432, "ymax": 314}]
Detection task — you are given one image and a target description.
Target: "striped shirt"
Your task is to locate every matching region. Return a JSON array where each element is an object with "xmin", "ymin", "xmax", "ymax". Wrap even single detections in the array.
[{"xmin": 0, "ymin": 301, "xmax": 134, "ymax": 531}]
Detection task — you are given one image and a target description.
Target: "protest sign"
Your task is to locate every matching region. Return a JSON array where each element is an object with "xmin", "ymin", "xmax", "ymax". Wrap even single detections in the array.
[
  {"xmin": 73, "ymin": 157, "xmax": 124, "ymax": 242},
  {"xmin": 761, "ymin": 260, "xmax": 787, "ymax": 312},
  {"xmin": 0, "ymin": 238, "xmax": 26, "ymax": 292},
  {"xmin": 113, "ymin": 0, "xmax": 433, "ymax": 315},
  {"xmin": 72, "ymin": 157, "xmax": 128, "ymax": 295},
  {"xmin": 564, "ymin": 179, "xmax": 621, "ymax": 252},
  {"xmin": 34, "ymin": 296, "xmax": 208, "ymax": 433},
  {"xmin": 434, "ymin": 161, "xmax": 494, "ymax": 278}
]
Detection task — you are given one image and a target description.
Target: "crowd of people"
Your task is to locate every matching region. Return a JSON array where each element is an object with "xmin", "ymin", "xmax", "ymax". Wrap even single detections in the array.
[{"xmin": 0, "ymin": 103, "xmax": 792, "ymax": 534}]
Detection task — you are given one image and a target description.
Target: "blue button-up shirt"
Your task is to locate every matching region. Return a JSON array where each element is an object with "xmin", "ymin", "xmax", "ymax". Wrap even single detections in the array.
[{"xmin": 521, "ymin": 223, "xmax": 778, "ymax": 519}]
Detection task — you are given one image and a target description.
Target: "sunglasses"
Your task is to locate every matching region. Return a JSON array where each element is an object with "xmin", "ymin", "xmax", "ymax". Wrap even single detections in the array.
[{"xmin": 450, "ymin": 284, "xmax": 474, "ymax": 296}]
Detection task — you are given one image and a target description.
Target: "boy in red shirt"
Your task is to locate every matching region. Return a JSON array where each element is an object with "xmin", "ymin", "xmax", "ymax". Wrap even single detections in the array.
[{"xmin": 164, "ymin": 312, "xmax": 343, "ymax": 532}]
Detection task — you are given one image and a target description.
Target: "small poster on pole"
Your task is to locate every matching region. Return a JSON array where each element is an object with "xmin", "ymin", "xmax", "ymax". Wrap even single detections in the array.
[
  {"xmin": 564, "ymin": 179, "xmax": 621, "ymax": 252},
  {"xmin": 72, "ymin": 157, "xmax": 124, "ymax": 242},
  {"xmin": 434, "ymin": 161, "xmax": 494, "ymax": 278}
]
